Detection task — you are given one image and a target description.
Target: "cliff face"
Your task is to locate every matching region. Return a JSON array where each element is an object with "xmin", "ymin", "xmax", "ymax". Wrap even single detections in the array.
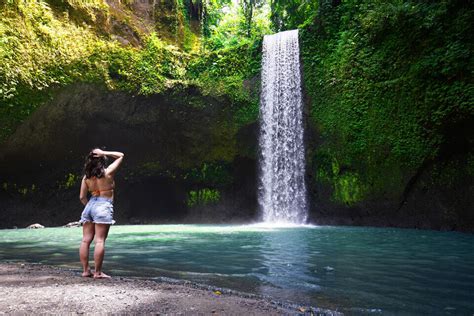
[
  {"xmin": 1, "ymin": 0, "xmax": 472, "ymax": 231},
  {"xmin": 0, "ymin": 0, "xmax": 204, "ymax": 143},
  {"xmin": 0, "ymin": 0, "xmax": 260, "ymax": 228},
  {"xmin": 3, "ymin": 80, "xmax": 472, "ymax": 231},
  {"xmin": 301, "ymin": 0, "xmax": 474, "ymax": 231},
  {"xmin": 0, "ymin": 84, "xmax": 258, "ymax": 228}
]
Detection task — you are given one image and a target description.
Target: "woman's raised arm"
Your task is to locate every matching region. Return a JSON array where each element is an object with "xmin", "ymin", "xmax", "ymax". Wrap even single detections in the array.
[{"xmin": 92, "ymin": 149, "xmax": 124, "ymax": 175}]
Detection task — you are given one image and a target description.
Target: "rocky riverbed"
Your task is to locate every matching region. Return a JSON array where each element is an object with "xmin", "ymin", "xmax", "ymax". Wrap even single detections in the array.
[{"xmin": 0, "ymin": 263, "xmax": 336, "ymax": 315}]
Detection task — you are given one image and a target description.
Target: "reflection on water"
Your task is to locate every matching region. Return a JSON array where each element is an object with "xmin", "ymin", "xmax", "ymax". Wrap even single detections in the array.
[
  {"xmin": 258, "ymin": 226, "xmax": 317, "ymax": 304},
  {"xmin": 1, "ymin": 225, "xmax": 473, "ymax": 314}
]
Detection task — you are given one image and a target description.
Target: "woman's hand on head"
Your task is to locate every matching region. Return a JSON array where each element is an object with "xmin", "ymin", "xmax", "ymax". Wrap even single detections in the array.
[{"xmin": 92, "ymin": 148, "xmax": 105, "ymax": 157}]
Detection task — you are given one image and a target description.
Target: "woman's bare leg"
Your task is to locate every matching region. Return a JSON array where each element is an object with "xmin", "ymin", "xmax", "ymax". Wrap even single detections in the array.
[
  {"xmin": 93, "ymin": 223, "xmax": 111, "ymax": 278},
  {"xmin": 79, "ymin": 222, "xmax": 95, "ymax": 277}
]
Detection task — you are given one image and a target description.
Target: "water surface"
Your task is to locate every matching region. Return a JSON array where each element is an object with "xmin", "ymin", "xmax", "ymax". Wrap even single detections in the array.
[{"xmin": 1, "ymin": 225, "xmax": 473, "ymax": 314}]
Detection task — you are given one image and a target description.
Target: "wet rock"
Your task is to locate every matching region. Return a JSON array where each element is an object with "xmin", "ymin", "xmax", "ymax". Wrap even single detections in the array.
[
  {"xmin": 26, "ymin": 223, "xmax": 44, "ymax": 229},
  {"xmin": 63, "ymin": 221, "xmax": 81, "ymax": 228}
]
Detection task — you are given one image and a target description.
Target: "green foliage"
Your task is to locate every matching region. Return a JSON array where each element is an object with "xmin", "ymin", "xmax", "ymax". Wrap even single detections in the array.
[
  {"xmin": 187, "ymin": 38, "xmax": 261, "ymax": 128},
  {"xmin": 240, "ymin": 0, "xmax": 266, "ymax": 37},
  {"xmin": 107, "ymin": 33, "xmax": 188, "ymax": 94},
  {"xmin": 184, "ymin": 162, "xmax": 232, "ymax": 186},
  {"xmin": 0, "ymin": 1, "xmax": 116, "ymax": 141},
  {"xmin": 203, "ymin": 8, "xmax": 247, "ymax": 49},
  {"xmin": 59, "ymin": 173, "xmax": 80, "ymax": 189},
  {"xmin": 141, "ymin": 161, "xmax": 162, "ymax": 172},
  {"xmin": 302, "ymin": 0, "xmax": 474, "ymax": 203},
  {"xmin": 0, "ymin": 0, "xmax": 262, "ymax": 143},
  {"xmin": 182, "ymin": 23, "xmax": 201, "ymax": 52},
  {"xmin": 203, "ymin": 1, "xmax": 271, "ymax": 50},
  {"xmin": 233, "ymin": 99, "xmax": 259, "ymax": 127},
  {"xmin": 0, "ymin": 2, "xmax": 187, "ymax": 141},
  {"xmin": 1, "ymin": 181, "xmax": 36, "ymax": 196},
  {"xmin": 153, "ymin": 0, "xmax": 202, "ymax": 52},
  {"xmin": 0, "ymin": 1, "xmax": 108, "ymax": 103},
  {"xmin": 333, "ymin": 172, "xmax": 364, "ymax": 206},
  {"xmin": 187, "ymin": 188, "xmax": 221, "ymax": 207},
  {"xmin": 270, "ymin": 0, "xmax": 318, "ymax": 31},
  {"xmin": 199, "ymin": 0, "xmax": 233, "ymax": 38}
]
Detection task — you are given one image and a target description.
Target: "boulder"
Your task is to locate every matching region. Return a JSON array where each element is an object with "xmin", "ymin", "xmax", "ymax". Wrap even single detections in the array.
[
  {"xmin": 63, "ymin": 221, "xmax": 81, "ymax": 228},
  {"xmin": 26, "ymin": 223, "xmax": 45, "ymax": 229}
]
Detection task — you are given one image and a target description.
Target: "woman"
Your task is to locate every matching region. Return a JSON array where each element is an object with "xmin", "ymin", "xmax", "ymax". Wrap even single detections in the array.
[{"xmin": 79, "ymin": 148, "xmax": 124, "ymax": 279}]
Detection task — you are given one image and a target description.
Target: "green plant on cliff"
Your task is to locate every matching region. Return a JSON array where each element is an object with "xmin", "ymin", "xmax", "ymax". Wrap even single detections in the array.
[
  {"xmin": 0, "ymin": 1, "xmax": 115, "ymax": 140},
  {"xmin": 188, "ymin": 39, "xmax": 262, "ymax": 126},
  {"xmin": 184, "ymin": 162, "xmax": 232, "ymax": 186},
  {"xmin": 0, "ymin": 0, "xmax": 264, "ymax": 143},
  {"xmin": 301, "ymin": 0, "xmax": 474, "ymax": 204},
  {"xmin": 58, "ymin": 173, "xmax": 80, "ymax": 189},
  {"xmin": 0, "ymin": 2, "xmax": 191, "ymax": 143},
  {"xmin": 187, "ymin": 188, "xmax": 221, "ymax": 207},
  {"xmin": 106, "ymin": 33, "xmax": 187, "ymax": 94}
]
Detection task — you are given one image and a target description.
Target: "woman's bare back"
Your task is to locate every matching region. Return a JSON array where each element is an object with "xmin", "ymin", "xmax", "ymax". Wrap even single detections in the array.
[
  {"xmin": 85, "ymin": 174, "xmax": 115, "ymax": 199},
  {"xmin": 80, "ymin": 149, "xmax": 124, "ymax": 205}
]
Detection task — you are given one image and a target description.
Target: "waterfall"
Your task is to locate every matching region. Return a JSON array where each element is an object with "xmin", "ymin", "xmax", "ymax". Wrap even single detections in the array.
[{"xmin": 258, "ymin": 29, "xmax": 308, "ymax": 224}]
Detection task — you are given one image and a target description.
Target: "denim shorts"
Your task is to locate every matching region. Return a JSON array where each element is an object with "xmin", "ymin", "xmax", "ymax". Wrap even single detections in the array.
[{"xmin": 80, "ymin": 196, "xmax": 115, "ymax": 225}]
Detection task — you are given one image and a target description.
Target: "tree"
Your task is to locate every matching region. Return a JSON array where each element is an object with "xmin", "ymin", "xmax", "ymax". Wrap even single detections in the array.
[
  {"xmin": 240, "ymin": 0, "xmax": 265, "ymax": 37},
  {"xmin": 270, "ymin": 0, "xmax": 318, "ymax": 31}
]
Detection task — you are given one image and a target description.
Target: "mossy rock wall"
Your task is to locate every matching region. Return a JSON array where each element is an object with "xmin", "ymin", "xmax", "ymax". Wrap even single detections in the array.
[
  {"xmin": 0, "ymin": 83, "xmax": 258, "ymax": 228},
  {"xmin": 301, "ymin": 0, "xmax": 474, "ymax": 231}
]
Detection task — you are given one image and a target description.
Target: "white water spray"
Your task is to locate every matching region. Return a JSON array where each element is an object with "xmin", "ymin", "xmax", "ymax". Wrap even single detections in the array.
[{"xmin": 258, "ymin": 29, "xmax": 308, "ymax": 224}]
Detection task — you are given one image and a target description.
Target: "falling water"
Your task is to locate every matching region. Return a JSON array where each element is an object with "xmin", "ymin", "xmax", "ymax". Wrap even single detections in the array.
[{"xmin": 258, "ymin": 29, "xmax": 308, "ymax": 224}]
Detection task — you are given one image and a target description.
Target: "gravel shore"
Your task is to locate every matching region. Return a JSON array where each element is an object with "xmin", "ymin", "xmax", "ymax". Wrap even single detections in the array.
[{"xmin": 0, "ymin": 263, "xmax": 335, "ymax": 315}]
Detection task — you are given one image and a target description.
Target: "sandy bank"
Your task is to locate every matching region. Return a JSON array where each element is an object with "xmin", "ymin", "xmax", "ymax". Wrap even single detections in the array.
[{"xmin": 0, "ymin": 263, "xmax": 335, "ymax": 315}]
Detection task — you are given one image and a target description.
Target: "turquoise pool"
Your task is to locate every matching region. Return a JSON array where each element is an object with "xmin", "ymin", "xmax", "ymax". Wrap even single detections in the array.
[{"xmin": 1, "ymin": 224, "xmax": 473, "ymax": 314}]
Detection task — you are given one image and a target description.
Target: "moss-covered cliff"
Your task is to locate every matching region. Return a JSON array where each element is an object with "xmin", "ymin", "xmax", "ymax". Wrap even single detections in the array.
[
  {"xmin": 0, "ymin": 0, "xmax": 261, "ymax": 227},
  {"xmin": 0, "ymin": 0, "xmax": 473, "ymax": 230},
  {"xmin": 0, "ymin": 0, "xmax": 251, "ymax": 142},
  {"xmin": 301, "ymin": 0, "xmax": 474, "ymax": 230}
]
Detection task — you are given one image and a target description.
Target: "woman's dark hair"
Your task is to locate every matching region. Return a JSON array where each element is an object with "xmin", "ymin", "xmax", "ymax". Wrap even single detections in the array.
[{"xmin": 83, "ymin": 150, "xmax": 108, "ymax": 179}]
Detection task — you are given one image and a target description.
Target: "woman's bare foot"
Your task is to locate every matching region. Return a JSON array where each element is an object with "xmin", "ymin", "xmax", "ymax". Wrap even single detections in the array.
[
  {"xmin": 93, "ymin": 272, "xmax": 111, "ymax": 279},
  {"xmin": 82, "ymin": 270, "xmax": 93, "ymax": 277}
]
